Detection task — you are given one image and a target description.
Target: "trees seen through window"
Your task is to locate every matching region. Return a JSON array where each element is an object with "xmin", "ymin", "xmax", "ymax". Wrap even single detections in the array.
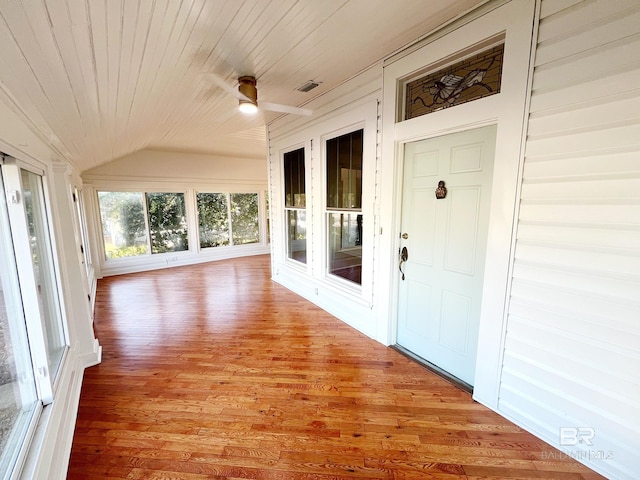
[{"xmin": 98, "ymin": 190, "xmax": 262, "ymax": 259}]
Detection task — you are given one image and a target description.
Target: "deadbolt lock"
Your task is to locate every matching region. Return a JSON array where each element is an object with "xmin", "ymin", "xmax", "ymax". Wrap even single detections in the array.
[{"xmin": 401, "ymin": 233, "xmax": 408, "ymax": 239}]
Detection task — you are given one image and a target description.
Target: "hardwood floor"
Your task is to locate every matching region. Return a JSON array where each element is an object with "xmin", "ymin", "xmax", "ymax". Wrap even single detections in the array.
[{"xmin": 68, "ymin": 255, "xmax": 603, "ymax": 479}]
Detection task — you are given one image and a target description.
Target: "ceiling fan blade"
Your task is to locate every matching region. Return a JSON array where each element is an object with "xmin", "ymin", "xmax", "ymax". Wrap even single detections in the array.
[
  {"xmin": 203, "ymin": 73, "xmax": 311, "ymax": 116},
  {"xmin": 204, "ymin": 72, "xmax": 250, "ymax": 102},
  {"xmin": 261, "ymin": 101, "xmax": 312, "ymax": 116}
]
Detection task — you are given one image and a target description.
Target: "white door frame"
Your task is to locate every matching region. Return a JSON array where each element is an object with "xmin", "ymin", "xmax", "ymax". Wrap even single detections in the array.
[{"xmin": 377, "ymin": 0, "xmax": 538, "ymax": 408}]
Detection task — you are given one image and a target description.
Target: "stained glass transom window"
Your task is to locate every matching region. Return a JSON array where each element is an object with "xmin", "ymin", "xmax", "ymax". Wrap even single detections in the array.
[{"xmin": 404, "ymin": 43, "xmax": 504, "ymax": 120}]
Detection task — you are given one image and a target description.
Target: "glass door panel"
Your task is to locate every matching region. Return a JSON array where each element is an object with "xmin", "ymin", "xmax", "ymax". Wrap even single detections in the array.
[
  {"xmin": 20, "ymin": 169, "xmax": 66, "ymax": 380},
  {"xmin": 0, "ymin": 170, "xmax": 38, "ymax": 480}
]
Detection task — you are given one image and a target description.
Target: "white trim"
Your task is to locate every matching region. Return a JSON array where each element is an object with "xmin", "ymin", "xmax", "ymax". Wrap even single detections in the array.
[
  {"xmin": 272, "ymin": 133, "xmax": 312, "ymax": 270},
  {"xmin": 379, "ymin": 0, "xmax": 537, "ymax": 407},
  {"xmin": 0, "ymin": 165, "xmax": 42, "ymax": 480},
  {"xmin": 2, "ymin": 161, "xmax": 57, "ymax": 404},
  {"xmin": 320, "ymin": 123, "xmax": 366, "ymax": 290},
  {"xmin": 79, "ymin": 338, "xmax": 102, "ymax": 368},
  {"xmin": 280, "ymin": 142, "xmax": 309, "ymax": 269}
]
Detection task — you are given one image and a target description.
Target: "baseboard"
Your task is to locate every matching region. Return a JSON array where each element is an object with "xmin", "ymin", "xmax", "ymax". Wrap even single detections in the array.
[
  {"xmin": 20, "ymin": 350, "xmax": 85, "ymax": 479},
  {"xmin": 79, "ymin": 338, "xmax": 102, "ymax": 368}
]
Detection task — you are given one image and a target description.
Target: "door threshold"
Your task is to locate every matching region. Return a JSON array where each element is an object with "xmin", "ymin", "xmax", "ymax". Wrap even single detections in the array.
[{"xmin": 391, "ymin": 345, "xmax": 473, "ymax": 394}]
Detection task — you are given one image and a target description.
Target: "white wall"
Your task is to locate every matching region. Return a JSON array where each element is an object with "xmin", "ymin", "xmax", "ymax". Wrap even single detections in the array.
[
  {"xmin": 82, "ymin": 149, "xmax": 270, "ymax": 278},
  {"xmin": 498, "ymin": 1, "xmax": 640, "ymax": 478},
  {"xmin": 82, "ymin": 148, "xmax": 266, "ymax": 182}
]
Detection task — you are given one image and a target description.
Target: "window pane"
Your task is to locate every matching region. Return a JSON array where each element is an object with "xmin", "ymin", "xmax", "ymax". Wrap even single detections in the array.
[
  {"xmin": 146, "ymin": 193, "xmax": 188, "ymax": 254},
  {"xmin": 230, "ymin": 193, "xmax": 259, "ymax": 245},
  {"xmin": 326, "ymin": 129, "xmax": 363, "ymax": 209},
  {"xmin": 74, "ymin": 189, "xmax": 92, "ymax": 277},
  {"xmin": 20, "ymin": 169, "xmax": 66, "ymax": 379},
  {"xmin": 284, "ymin": 148, "xmax": 305, "ymax": 207},
  {"xmin": 284, "ymin": 148, "xmax": 306, "ymax": 262},
  {"xmin": 197, "ymin": 193, "xmax": 229, "ymax": 248},
  {"xmin": 0, "ymin": 173, "xmax": 38, "ymax": 478},
  {"xmin": 98, "ymin": 192, "xmax": 149, "ymax": 258},
  {"xmin": 264, "ymin": 190, "xmax": 270, "ymax": 244},
  {"xmin": 328, "ymin": 213, "xmax": 362, "ymax": 284},
  {"xmin": 287, "ymin": 210, "xmax": 307, "ymax": 263}
]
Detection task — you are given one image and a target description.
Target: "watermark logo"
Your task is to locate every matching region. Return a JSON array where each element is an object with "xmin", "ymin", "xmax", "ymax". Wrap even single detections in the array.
[
  {"xmin": 541, "ymin": 450, "xmax": 613, "ymax": 461},
  {"xmin": 559, "ymin": 426, "xmax": 595, "ymax": 446},
  {"xmin": 549, "ymin": 427, "xmax": 613, "ymax": 461}
]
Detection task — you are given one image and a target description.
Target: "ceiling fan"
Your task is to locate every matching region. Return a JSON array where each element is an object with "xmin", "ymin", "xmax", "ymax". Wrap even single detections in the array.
[{"xmin": 207, "ymin": 73, "xmax": 313, "ymax": 116}]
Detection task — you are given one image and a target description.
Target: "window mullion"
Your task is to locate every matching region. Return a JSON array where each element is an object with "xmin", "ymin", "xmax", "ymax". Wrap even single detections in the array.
[
  {"xmin": 142, "ymin": 193, "xmax": 152, "ymax": 255},
  {"xmin": 226, "ymin": 193, "xmax": 233, "ymax": 246},
  {"xmin": 75, "ymin": 188, "xmax": 93, "ymax": 277},
  {"xmin": 2, "ymin": 163, "xmax": 54, "ymax": 404}
]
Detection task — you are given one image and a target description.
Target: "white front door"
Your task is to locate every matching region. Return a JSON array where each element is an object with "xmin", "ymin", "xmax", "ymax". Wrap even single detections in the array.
[{"xmin": 396, "ymin": 125, "xmax": 496, "ymax": 386}]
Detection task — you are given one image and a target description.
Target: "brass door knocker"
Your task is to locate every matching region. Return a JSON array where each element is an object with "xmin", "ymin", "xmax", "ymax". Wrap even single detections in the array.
[{"xmin": 435, "ymin": 180, "xmax": 447, "ymax": 199}]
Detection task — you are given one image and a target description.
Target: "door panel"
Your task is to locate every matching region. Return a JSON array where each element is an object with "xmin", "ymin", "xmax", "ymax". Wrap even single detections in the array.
[
  {"xmin": 409, "ymin": 189, "xmax": 436, "ymax": 266},
  {"xmin": 439, "ymin": 289, "xmax": 472, "ymax": 354},
  {"xmin": 444, "ymin": 186, "xmax": 481, "ymax": 275},
  {"xmin": 397, "ymin": 125, "xmax": 496, "ymax": 386}
]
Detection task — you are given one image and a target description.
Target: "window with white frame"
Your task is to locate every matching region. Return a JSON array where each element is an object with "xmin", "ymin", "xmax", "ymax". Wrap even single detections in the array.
[
  {"xmin": 197, "ymin": 192, "xmax": 230, "ymax": 248},
  {"xmin": 97, "ymin": 191, "xmax": 148, "ymax": 258},
  {"xmin": 19, "ymin": 169, "xmax": 66, "ymax": 378},
  {"xmin": 0, "ymin": 158, "xmax": 68, "ymax": 480},
  {"xmin": 230, "ymin": 193, "xmax": 260, "ymax": 245},
  {"xmin": 325, "ymin": 129, "xmax": 363, "ymax": 285},
  {"xmin": 97, "ymin": 191, "xmax": 188, "ymax": 259},
  {"xmin": 283, "ymin": 148, "xmax": 306, "ymax": 263},
  {"xmin": 73, "ymin": 188, "xmax": 93, "ymax": 278},
  {"xmin": 146, "ymin": 192, "xmax": 188, "ymax": 254},
  {"xmin": 196, "ymin": 192, "xmax": 260, "ymax": 249}
]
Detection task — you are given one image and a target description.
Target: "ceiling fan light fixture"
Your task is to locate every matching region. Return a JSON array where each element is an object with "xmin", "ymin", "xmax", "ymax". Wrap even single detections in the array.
[
  {"xmin": 238, "ymin": 100, "xmax": 258, "ymax": 114},
  {"xmin": 238, "ymin": 76, "xmax": 258, "ymax": 114}
]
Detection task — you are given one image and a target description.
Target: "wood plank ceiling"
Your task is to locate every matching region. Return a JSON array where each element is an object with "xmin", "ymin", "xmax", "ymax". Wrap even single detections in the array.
[
  {"xmin": 0, "ymin": 0, "xmax": 482, "ymax": 172},
  {"xmin": 0, "ymin": 0, "xmax": 481, "ymax": 171}
]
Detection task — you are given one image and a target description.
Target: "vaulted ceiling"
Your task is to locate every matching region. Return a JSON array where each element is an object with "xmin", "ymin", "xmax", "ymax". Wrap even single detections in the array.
[{"xmin": 0, "ymin": 0, "xmax": 483, "ymax": 172}]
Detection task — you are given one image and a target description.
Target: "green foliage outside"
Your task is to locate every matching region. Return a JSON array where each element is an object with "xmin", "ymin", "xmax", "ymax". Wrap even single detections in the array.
[
  {"xmin": 197, "ymin": 193, "xmax": 230, "ymax": 248},
  {"xmin": 98, "ymin": 192, "xmax": 149, "ymax": 259},
  {"xmin": 98, "ymin": 191, "xmax": 260, "ymax": 258},
  {"xmin": 104, "ymin": 244, "xmax": 148, "ymax": 258},
  {"xmin": 230, "ymin": 193, "xmax": 259, "ymax": 245},
  {"xmin": 146, "ymin": 193, "xmax": 188, "ymax": 254}
]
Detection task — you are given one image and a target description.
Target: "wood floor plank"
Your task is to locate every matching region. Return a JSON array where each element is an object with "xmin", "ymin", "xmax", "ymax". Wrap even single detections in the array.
[{"xmin": 67, "ymin": 255, "xmax": 603, "ymax": 479}]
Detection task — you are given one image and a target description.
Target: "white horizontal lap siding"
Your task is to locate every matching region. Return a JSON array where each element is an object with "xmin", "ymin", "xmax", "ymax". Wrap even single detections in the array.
[{"xmin": 499, "ymin": 1, "xmax": 640, "ymax": 479}]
